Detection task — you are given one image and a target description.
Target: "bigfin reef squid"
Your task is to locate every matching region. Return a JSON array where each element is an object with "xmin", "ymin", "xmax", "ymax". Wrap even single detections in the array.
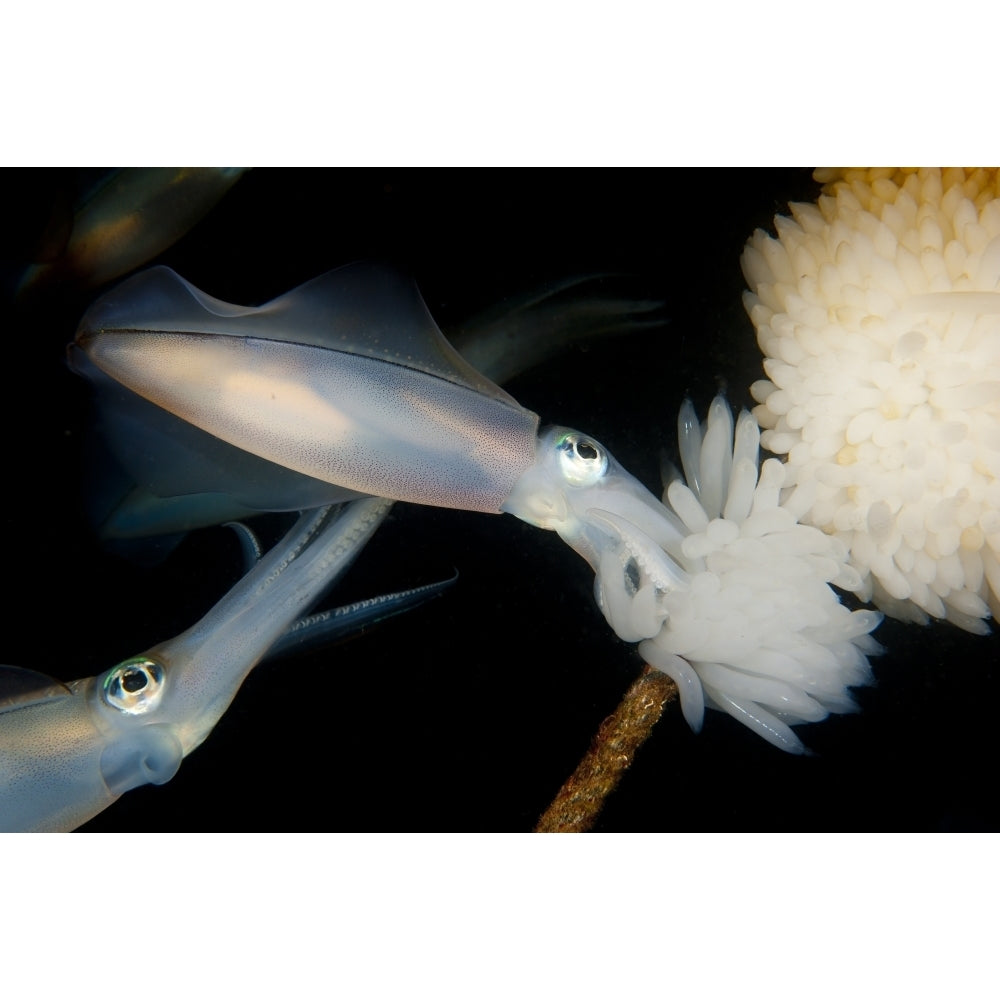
[
  {"xmin": 69, "ymin": 261, "xmax": 682, "ymax": 647},
  {"xmin": 0, "ymin": 499, "xmax": 390, "ymax": 831}
]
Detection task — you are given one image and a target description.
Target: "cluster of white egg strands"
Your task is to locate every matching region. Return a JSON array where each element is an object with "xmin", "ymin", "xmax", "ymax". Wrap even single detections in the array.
[
  {"xmin": 592, "ymin": 395, "xmax": 882, "ymax": 753},
  {"xmin": 741, "ymin": 167, "xmax": 1000, "ymax": 633}
]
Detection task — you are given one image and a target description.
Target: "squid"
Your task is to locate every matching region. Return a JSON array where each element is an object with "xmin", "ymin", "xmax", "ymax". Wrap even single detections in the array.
[
  {"xmin": 0, "ymin": 498, "xmax": 393, "ymax": 832},
  {"xmin": 70, "ymin": 261, "xmax": 681, "ymax": 647},
  {"xmin": 16, "ymin": 168, "xmax": 247, "ymax": 301},
  {"xmin": 78, "ymin": 269, "xmax": 665, "ymax": 544}
]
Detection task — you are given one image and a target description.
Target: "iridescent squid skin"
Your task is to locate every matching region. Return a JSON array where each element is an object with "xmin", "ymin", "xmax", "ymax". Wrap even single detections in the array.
[
  {"xmin": 71, "ymin": 263, "xmax": 541, "ymax": 518},
  {"xmin": 72, "ymin": 261, "xmax": 684, "ymax": 642},
  {"xmin": 0, "ymin": 500, "xmax": 390, "ymax": 832}
]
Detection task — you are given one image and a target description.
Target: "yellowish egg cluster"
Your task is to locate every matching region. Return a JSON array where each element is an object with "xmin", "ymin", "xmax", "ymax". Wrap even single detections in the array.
[{"xmin": 742, "ymin": 168, "xmax": 1000, "ymax": 631}]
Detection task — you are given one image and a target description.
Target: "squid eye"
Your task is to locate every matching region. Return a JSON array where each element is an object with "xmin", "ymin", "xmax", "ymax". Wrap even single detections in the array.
[
  {"xmin": 102, "ymin": 657, "xmax": 166, "ymax": 715},
  {"xmin": 556, "ymin": 431, "xmax": 609, "ymax": 487}
]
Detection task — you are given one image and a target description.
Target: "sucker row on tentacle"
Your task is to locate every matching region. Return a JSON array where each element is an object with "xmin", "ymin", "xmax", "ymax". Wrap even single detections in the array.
[{"xmin": 224, "ymin": 516, "xmax": 460, "ymax": 660}]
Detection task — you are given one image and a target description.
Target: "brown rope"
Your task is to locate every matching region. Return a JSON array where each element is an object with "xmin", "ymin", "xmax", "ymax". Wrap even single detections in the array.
[{"xmin": 534, "ymin": 664, "xmax": 678, "ymax": 832}]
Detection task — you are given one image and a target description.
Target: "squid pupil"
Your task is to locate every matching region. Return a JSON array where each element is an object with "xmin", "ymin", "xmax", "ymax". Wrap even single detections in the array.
[
  {"xmin": 576, "ymin": 441, "xmax": 598, "ymax": 461},
  {"xmin": 121, "ymin": 669, "xmax": 148, "ymax": 693}
]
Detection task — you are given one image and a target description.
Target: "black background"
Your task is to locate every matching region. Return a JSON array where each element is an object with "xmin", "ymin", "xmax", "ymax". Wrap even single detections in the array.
[{"xmin": 3, "ymin": 168, "xmax": 996, "ymax": 831}]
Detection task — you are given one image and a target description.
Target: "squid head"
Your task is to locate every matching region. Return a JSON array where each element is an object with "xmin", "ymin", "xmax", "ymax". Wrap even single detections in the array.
[{"xmin": 502, "ymin": 427, "xmax": 690, "ymax": 642}]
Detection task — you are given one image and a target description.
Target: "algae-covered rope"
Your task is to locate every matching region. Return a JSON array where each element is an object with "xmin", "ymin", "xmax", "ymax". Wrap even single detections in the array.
[{"xmin": 535, "ymin": 666, "xmax": 677, "ymax": 833}]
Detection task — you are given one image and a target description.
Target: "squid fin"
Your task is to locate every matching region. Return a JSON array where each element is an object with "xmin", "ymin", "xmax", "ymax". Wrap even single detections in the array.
[
  {"xmin": 0, "ymin": 664, "xmax": 72, "ymax": 713},
  {"xmin": 77, "ymin": 262, "xmax": 520, "ymax": 405}
]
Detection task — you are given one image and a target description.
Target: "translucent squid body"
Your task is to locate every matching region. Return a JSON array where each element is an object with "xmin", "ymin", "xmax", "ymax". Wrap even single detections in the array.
[
  {"xmin": 0, "ymin": 499, "xmax": 391, "ymax": 832},
  {"xmin": 70, "ymin": 262, "xmax": 682, "ymax": 642}
]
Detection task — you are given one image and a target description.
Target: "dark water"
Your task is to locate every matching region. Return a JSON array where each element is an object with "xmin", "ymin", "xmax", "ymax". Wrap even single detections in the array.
[{"xmin": 3, "ymin": 168, "xmax": 996, "ymax": 831}]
